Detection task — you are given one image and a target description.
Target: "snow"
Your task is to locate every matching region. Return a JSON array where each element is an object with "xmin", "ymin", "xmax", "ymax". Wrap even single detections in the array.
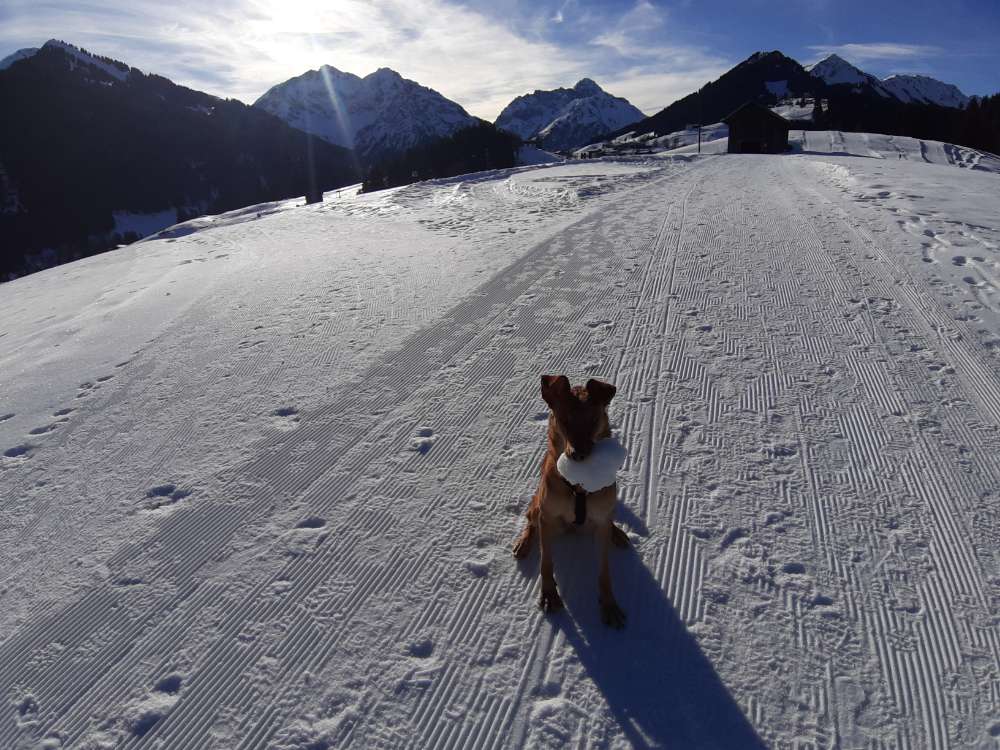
[
  {"xmin": 112, "ymin": 208, "xmax": 179, "ymax": 238},
  {"xmin": 515, "ymin": 145, "xmax": 562, "ymax": 166},
  {"xmin": 809, "ymin": 53, "xmax": 968, "ymax": 108},
  {"xmin": 807, "ymin": 53, "xmax": 873, "ymax": 86},
  {"xmin": 42, "ymin": 39, "xmax": 130, "ymax": 81},
  {"xmin": 0, "ymin": 47, "xmax": 39, "ymax": 71},
  {"xmin": 648, "ymin": 122, "xmax": 729, "ymax": 151},
  {"xmin": 2, "ymin": 133, "xmax": 1000, "ymax": 747},
  {"xmin": 882, "ymin": 74, "xmax": 970, "ymax": 108},
  {"xmin": 496, "ymin": 79, "xmax": 645, "ymax": 151},
  {"xmin": 556, "ymin": 436, "xmax": 627, "ymax": 491},
  {"xmin": 254, "ymin": 65, "xmax": 476, "ymax": 160},
  {"xmin": 770, "ymin": 97, "xmax": 816, "ymax": 121}
]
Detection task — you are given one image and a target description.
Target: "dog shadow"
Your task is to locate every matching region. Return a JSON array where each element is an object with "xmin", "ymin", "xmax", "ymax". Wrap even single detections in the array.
[{"xmin": 518, "ymin": 533, "xmax": 766, "ymax": 749}]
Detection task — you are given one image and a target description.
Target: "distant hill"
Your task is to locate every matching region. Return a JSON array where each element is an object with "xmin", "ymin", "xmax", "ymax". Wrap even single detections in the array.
[
  {"xmin": 255, "ymin": 66, "xmax": 478, "ymax": 166},
  {"xmin": 0, "ymin": 41, "xmax": 359, "ymax": 280},
  {"xmin": 606, "ymin": 51, "xmax": 818, "ymax": 140},
  {"xmin": 603, "ymin": 50, "xmax": 991, "ymax": 154}
]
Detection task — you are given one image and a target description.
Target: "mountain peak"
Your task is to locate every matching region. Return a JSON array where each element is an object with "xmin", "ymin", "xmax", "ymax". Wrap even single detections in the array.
[
  {"xmin": 40, "ymin": 38, "xmax": 131, "ymax": 81},
  {"xmin": 574, "ymin": 78, "xmax": 602, "ymax": 94},
  {"xmin": 369, "ymin": 67, "xmax": 402, "ymax": 80},
  {"xmin": 816, "ymin": 53, "xmax": 848, "ymax": 66},
  {"xmin": 317, "ymin": 64, "xmax": 353, "ymax": 77},
  {"xmin": 0, "ymin": 47, "xmax": 39, "ymax": 71},
  {"xmin": 745, "ymin": 50, "xmax": 787, "ymax": 64},
  {"xmin": 807, "ymin": 53, "xmax": 881, "ymax": 90}
]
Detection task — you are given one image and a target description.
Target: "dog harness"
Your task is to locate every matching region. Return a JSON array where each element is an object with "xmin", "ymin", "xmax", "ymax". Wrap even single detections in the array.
[{"xmin": 562, "ymin": 477, "xmax": 589, "ymax": 525}]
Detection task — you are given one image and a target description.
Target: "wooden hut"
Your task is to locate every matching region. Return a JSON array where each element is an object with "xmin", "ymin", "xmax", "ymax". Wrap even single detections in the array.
[{"xmin": 722, "ymin": 102, "xmax": 790, "ymax": 154}]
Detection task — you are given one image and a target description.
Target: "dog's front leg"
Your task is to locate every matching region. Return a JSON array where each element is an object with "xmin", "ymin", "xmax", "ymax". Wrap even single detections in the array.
[
  {"xmin": 512, "ymin": 499, "xmax": 538, "ymax": 559},
  {"xmin": 538, "ymin": 515, "xmax": 563, "ymax": 613},
  {"xmin": 597, "ymin": 520, "xmax": 626, "ymax": 628}
]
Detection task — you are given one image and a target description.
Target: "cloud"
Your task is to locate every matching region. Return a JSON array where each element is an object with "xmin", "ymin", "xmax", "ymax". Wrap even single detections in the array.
[
  {"xmin": 592, "ymin": 0, "xmax": 667, "ymax": 58},
  {"xmin": 588, "ymin": 1, "xmax": 728, "ymax": 112},
  {"xmin": 0, "ymin": 0, "xmax": 729, "ymax": 119},
  {"xmin": 806, "ymin": 42, "xmax": 943, "ymax": 65}
]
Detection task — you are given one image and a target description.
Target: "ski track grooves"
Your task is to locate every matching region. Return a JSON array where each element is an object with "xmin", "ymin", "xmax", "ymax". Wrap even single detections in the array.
[
  {"xmin": 1, "ymin": 161, "xmax": 707, "ymax": 747},
  {"xmin": 3, "ymin": 154, "xmax": 1000, "ymax": 748}
]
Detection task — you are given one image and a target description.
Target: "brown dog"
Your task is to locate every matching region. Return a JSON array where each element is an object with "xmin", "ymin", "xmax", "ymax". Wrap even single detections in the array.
[{"xmin": 513, "ymin": 375, "xmax": 629, "ymax": 627}]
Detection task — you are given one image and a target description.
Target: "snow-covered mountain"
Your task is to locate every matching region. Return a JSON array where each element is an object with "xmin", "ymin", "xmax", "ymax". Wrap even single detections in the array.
[
  {"xmin": 882, "ymin": 74, "xmax": 970, "ymax": 108},
  {"xmin": 806, "ymin": 53, "xmax": 891, "ymax": 97},
  {"xmin": 807, "ymin": 53, "xmax": 968, "ymax": 108},
  {"xmin": 254, "ymin": 66, "xmax": 478, "ymax": 164},
  {"xmin": 495, "ymin": 79, "xmax": 644, "ymax": 151},
  {"xmin": 0, "ymin": 39, "xmax": 357, "ymax": 279}
]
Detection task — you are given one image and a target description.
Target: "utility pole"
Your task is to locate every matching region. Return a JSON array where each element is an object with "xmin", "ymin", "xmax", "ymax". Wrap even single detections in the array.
[{"xmin": 697, "ymin": 86, "xmax": 703, "ymax": 154}]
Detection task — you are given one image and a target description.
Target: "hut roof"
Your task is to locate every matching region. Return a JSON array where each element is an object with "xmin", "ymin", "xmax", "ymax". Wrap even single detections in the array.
[{"xmin": 722, "ymin": 101, "xmax": 790, "ymax": 129}]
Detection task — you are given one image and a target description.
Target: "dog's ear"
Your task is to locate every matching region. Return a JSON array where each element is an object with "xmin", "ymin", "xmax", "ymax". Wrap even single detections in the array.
[
  {"xmin": 540, "ymin": 374, "xmax": 571, "ymax": 410},
  {"xmin": 585, "ymin": 379, "xmax": 616, "ymax": 407}
]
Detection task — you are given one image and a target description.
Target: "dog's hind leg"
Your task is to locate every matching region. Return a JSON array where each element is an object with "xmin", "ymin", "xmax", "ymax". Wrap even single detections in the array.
[
  {"xmin": 512, "ymin": 501, "xmax": 539, "ymax": 559},
  {"xmin": 597, "ymin": 520, "xmax": 626, "ymax": 628},
  {"xmin": 538, "ymin": 515, "xmax": 563, "ymax": 613}
]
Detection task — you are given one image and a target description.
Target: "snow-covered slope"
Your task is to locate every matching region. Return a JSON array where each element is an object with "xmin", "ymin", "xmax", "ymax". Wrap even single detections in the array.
[
  {"xmin": 255, "ymin": 66, "xmax": 478, "ymax": 163},
  {"xmin": 770, "ymin": 97, "xmax": 818, "ymax": 120},
  {"xmin": 496, "ymin": 79, "xmax": 645, "ymax": 151},
  {"xmin": 882, "ymin": 73, "xmax": 970, "ymax": 108},
  {"xmin": 808, "ymin": 53, "xmax": 969, "ymax": 108},
  {"xmin": 40, "ymin": 38, "xmax": 131, "ymax": 81},
  {"xmin": 3, "ymin": 135, "xmax": 1000, "ymax": 748}
]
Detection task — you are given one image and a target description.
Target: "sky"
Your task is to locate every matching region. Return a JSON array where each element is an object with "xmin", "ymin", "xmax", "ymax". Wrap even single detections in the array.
[{"xmin": 1, "ymin": 0, "xmax": 998, "ymax": 120}]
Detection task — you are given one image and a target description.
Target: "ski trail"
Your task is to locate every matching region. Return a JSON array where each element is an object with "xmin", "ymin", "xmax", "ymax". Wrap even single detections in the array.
[{"xmin": 3, "ymin": 153, "xmax": 999, "ymax": 748}]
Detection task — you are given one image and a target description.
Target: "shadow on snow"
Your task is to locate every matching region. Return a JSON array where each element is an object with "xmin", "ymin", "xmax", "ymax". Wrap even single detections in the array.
[{"xmin": 518, "ymin": 525, "xmax": 765, "ymax": 750}]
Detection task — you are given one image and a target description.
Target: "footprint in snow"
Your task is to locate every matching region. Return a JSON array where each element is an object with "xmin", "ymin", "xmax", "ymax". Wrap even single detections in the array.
[
  {"xmin": 3, "ymin": 444, "xmax": 34, "ymax": 460},
  {"xmin": 154, "ymin": 674, "xmax": 183, "ymax": 695},
  {"xmin": 295, "ymin": 516, "xmax": 326, "ymax": 529},
  {"xmin": 142, "ymin": 484, "xmax": 191, "ymax": 511},
  {"xmin": 271, "ymin": 406, "xmax": 300, "ymax": 431},
  {"xmin": 14, "ymin": 693, "xmax": 40, "ymax": 731},
  {"xmin": 463, "ymin": 556, "xmax": 492, "ymax": 577},
  {"xmin": 407, "ymin": 638, "xmax": 434, "ymax": 658},
  {"xmin": 28, "ymin": 423, "xmax": 60, "ymax": 436},
  {"xmin": 410, "ymin": 427, "xmax": 435, "ymax": 454}
]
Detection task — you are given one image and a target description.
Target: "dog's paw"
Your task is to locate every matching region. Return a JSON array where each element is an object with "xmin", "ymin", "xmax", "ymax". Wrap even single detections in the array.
[
  {"xmin": 539, "ymin": 589, "xmax": 564, "ymax": 614},
  {"xmin": 600, "ymin": 600, "xmax": 626, "ymax": 629},
  {"xmin": 512, "ymin": 533, "xmax": 533, "ymax": 559},
  {"xmin": 611, "ymin": 524, "xmax": 630, "ymax": 549}
]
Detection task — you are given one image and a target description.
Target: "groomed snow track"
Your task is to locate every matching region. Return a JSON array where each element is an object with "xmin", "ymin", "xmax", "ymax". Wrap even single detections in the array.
[{"xmin": 3, "ymin": 153, "xmax": 1000, "ymax": 748}]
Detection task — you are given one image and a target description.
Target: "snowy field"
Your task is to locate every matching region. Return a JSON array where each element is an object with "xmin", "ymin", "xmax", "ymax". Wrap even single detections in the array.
[{"xmin": 2, "ymin": 134, "xmax": 1000, "ymax": 748}]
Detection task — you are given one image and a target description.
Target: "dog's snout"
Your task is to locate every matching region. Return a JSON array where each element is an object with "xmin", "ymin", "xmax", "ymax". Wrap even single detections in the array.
[{"xmin": 567, "ymin": 444, "xmax": 592, "ymax": 461}]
